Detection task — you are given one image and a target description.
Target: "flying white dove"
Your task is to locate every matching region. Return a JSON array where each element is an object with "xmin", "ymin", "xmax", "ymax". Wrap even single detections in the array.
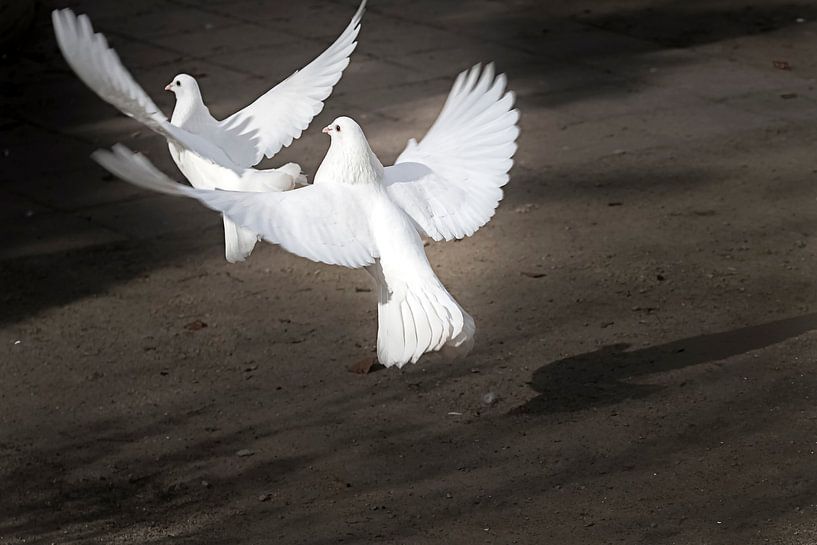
[
  {"xmin": 52, "ymin": 1, "xmax": 366, "ymax": 262},
  {"xmin": 92, "ymin": 63, "xmax": 519, "ymax": 368}
]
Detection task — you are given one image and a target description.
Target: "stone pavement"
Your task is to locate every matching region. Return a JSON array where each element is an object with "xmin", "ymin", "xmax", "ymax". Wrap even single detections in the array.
[
  {"xmin": 5, "ymin": 1, "xmax": 817, "ymax": 544},
  {"xmin": 4, "ymin": 0, "xmax": 817, "ymax": 257}
]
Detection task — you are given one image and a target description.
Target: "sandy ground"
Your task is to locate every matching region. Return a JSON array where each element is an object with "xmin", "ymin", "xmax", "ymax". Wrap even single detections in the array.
[{"xmin": 3, "ymin": 0, "xmax": 817, "ymax": 543}]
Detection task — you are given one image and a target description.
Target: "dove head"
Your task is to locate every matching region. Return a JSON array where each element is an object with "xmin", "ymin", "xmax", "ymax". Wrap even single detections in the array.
[
  {"xmin": 165, "ymin": 74, "xmax": 208, "ymax": 127},
  {"xmin": 321, "ymin": 116, "xmax": 363, "ymax": 140},
  {"xmin": 315, "ymin": 117, "xmax": 384, "ymax": 185},
  {"xmin": 165, "ymin": 74, "xmax": 201, "ymax": 101}
]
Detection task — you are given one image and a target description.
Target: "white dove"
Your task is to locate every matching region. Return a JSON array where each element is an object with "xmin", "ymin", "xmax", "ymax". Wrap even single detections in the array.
[
  {"xmin": 92, "ymin": 64, "xmax": 519, "ymax": 368},
  {"xmin": 52, "ymin": 1, "xmax": 366, "ymax": 262}
]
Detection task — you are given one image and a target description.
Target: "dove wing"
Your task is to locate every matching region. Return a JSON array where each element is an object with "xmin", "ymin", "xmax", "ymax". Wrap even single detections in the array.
[
  {"xmin": 214, "ymin": 0, "xmax": 366, "ymax": 167},
  {"xmin": 383, "ymin": 63, "xmax": 519, "ymax": 241},
  {"xmin": 52, "ymin": 9, "xmax": 233, "ymax": 166},
  {"xmin": 92, "ymin": 145, "xmax": 377, "ymax": 268}
]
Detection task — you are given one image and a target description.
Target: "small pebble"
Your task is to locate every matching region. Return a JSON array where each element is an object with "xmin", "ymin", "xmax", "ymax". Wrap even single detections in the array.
[
  {"xmin": 514, "ymin": 203, "xmax": 537, "ymax": 214},
  {"xmin": 482, "ymin": 392, "xmax": 498, "ymax": 406},
  {"xmin": 236, "ymin": 449, "xmax": 255, "ymax": 457}
]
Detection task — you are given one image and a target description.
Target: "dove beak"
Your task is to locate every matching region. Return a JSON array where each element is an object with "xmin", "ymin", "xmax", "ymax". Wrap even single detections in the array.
[
  {"xmin": 322, "ymin": 125, "xmax": 332, "ymax": 134},
  {"xmin": 164, "ymin": 83, "xmax": 174, "ymax": 92}
]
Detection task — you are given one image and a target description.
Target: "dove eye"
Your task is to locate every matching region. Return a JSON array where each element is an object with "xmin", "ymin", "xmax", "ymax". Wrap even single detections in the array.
[
  {"xmin": 335, "ymin": 124, "xmax": 341, "ymax": 132},
  {"xmin": 175, "ymin": 81, "xmax": 181, "ymax": 87}
]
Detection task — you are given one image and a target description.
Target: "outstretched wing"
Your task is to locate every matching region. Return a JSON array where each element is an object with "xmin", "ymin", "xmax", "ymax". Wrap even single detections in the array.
[
  {"xmin": 383, "ymin": 63, "xmax": 519, "ymax": 241},
  {"xmin": 92, "ymin": 145, "xmax": 377, "ymax": 268},
  {"xmin": 52, "ymin": 8, "xmax": 233, "ymax": 166},
  {"xmin": 216, "ymin": 0, "xmax": 367, "ymax": 167}
]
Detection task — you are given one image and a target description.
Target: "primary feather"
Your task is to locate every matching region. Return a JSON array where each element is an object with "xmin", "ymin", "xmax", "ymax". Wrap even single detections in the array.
[
  {"xmin": 92, "ymin": 144, "xmax": 377, "ymax": 269},
  {"xmin": 384, "ymin": 63, "xmax": 519, "ymax": 241},
  {"xmin": 217, "ymin": 0, "xmax": 367, "ymax": 166}
]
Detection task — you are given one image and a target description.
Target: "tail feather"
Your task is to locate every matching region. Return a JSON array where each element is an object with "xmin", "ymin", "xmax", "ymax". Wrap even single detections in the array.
[
  {"xmin": 277, "ymin": 162, "xmax": 308, "ymax": 185},
  {"xmin": 243, "ymin": 163, "xmax": 301, "ymax": 192},
  {"xmin": 368, "ymin": 263, "xmax": 475, "ymax": 368},
  {"xmin": 223, "ymin": 216, "xmax": 258, "ymax": 263}
]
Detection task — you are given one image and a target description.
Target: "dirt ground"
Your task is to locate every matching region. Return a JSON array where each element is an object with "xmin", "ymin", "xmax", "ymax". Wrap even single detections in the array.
[{"xmin": 4, "ymin": 0, "xmax": 817, "ymax": 543}]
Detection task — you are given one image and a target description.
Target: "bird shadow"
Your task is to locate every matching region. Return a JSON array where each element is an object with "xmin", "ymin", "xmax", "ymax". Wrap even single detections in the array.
[{"xmin": 516, "ymin": 312, "xmax": 817, "ymax": 415}]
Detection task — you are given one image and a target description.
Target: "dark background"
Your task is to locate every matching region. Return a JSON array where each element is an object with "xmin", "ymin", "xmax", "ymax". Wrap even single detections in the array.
[{"xmin": 3, "ymin": 0, "xmax": 817, "ymax": 543}]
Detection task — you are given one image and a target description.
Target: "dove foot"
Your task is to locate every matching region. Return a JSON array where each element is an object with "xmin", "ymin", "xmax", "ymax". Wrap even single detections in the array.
[{"xmin": 348, "ymin": 355, "xmax": 381, "ymax": 374}]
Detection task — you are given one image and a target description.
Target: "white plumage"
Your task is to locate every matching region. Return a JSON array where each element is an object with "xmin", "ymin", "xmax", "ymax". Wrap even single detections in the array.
[
  {"xmin": 52, "ymin": 2, "xmax": 366, "ymax": 262},
  {"xmin": 92, "ymin": 64, "xmax": 518, "ymax": 368}
]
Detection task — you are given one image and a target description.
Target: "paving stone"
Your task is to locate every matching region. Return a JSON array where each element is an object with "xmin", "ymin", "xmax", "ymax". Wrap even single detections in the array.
[
  {"xmin": 394, "ymin": 42, "xmax": 541, "ymax": 81},
  {"xmin": 577, "ymin": 1, "xmax": 817, "ymax": 49},
  {"xmin": 622, "ymin": 102, "xmax": 776, "ymax": 145},
  {"xmin": 100, "ymin": 37, "xmax": 184, "ymax": 70},
  {"xmin": 82, "ymin": 194, "xmax": 222, "ymax": 239},
  {"xmin": 516, "ymin": 115, "xmax": 662, "ymax": 168},
  {"xmin": 204, "ymin": 38, "xmax": 330, "ymax": 80},
  {"xmin": 0, "ymin": 189, "xmax": 50, "ymax": 219},
  {"xmin": 0, "ymin": 124, "xmax": 96, "ymax": 175},
  {"xmin": 645, "ymin": 57, "xmax": 809, "ymax": 100},
  {"xmin": 537, "ymin": 83, "xmax": 708, "ymax": 123},
  {"xmin": 355, "ymin": 12, "xmax": 471, "ymax": 56},
  {"xmin": 578, "ymin": 47, "xmax": 699, "ymax": 81},
  {"xmin": 0, "ymin": 209, "xmax": 124, "ymax": 261},
  {"xmin": 196, "ymin": 0, "xmax": 363, "ymax": 41},
  {"xmin": 718, "ymin": 89, "xmax": 817, "ymax": 123},
  {"xmin": 8, "ymin": 167, "xmax": 146, "ymax": 212},
  {"xmin": 692, "ymin": 22, "xmax": 817, "ymax": 76},
  {"xmin": 147, "ymin": 22, "xmax": 295, "ymax": 59},
  {"xmin": 47, "ymin": 0, "xmax": 171, "ymax": 21},
  {"xmin": 93, "ymin": 6, "xmax": 239, "ymax": 40}
]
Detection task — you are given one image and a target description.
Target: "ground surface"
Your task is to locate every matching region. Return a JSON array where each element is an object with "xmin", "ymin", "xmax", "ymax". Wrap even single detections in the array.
[{"xmin": 3, "ymin": 0, "xmax": 817, "ymax": 543}]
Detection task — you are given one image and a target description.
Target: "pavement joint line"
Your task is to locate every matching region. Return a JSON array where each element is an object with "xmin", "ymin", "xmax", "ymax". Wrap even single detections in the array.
[
  {"xmin": 0, "ymin": 184, "xmax": 132, "ymax": 239},
  {"xmin": 12, "ymin": 114, "xmax": 98, "ymax": 147},
  {"xmin": 57, "ymin": 193, "xmax": 173, "ymax": 216},
  {"xmin": 165, "ymin": 0, "xmax": 322, "ymax": 44},
  {"xmin": 364, "ymin": 5, "xmax": 531, "ymax": 52},
  {"xmin": 98, "ymin": 27, "xmax": 266, "ymax": 81},
  {"xmin": 541, "ymin": 94, "xmax": 791, "ymax": 130},
  {"xmin": 356, "ymin": 50, "xmax": 417, "ymax": 71},
  {"xmin": 331, "ymin": 74, "xmax": 456, "ymax": 100}
]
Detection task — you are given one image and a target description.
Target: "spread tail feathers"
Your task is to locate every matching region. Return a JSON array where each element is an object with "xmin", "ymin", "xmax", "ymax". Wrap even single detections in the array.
[{"xmin": 368, "ymin": 263, "xmax": 475, "ymax": 368}]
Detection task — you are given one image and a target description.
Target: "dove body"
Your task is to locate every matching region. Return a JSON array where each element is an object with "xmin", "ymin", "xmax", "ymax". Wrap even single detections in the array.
[
  {"xmin": 315, "ymin": 117, "xmax": 476, "ymax": 366},
  {"xmin": 165, "ymin": 73, "xmax": 301, "ymax": 262}
]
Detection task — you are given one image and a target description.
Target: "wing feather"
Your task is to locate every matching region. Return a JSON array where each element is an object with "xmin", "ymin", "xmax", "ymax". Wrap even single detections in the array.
[
  {"xmin": 91, "ymin": 145, "xmax": 377, "ymax": 268},
  {"xmin": 52, "ymin": 8, "xmax": 234, "ymax": 166},
  {"xmin": 215, "ymin": 0, "xmax": 367, "ymax": 167},
  {"xmin": 384, "ymin": 63, "xmax": 519, "ymax": 241}
]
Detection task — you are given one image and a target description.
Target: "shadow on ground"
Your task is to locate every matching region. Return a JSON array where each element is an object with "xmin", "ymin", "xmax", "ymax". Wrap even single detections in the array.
[{"xmin": 518, "ymin": 312, "xmax": 817, "ymax": 414}]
